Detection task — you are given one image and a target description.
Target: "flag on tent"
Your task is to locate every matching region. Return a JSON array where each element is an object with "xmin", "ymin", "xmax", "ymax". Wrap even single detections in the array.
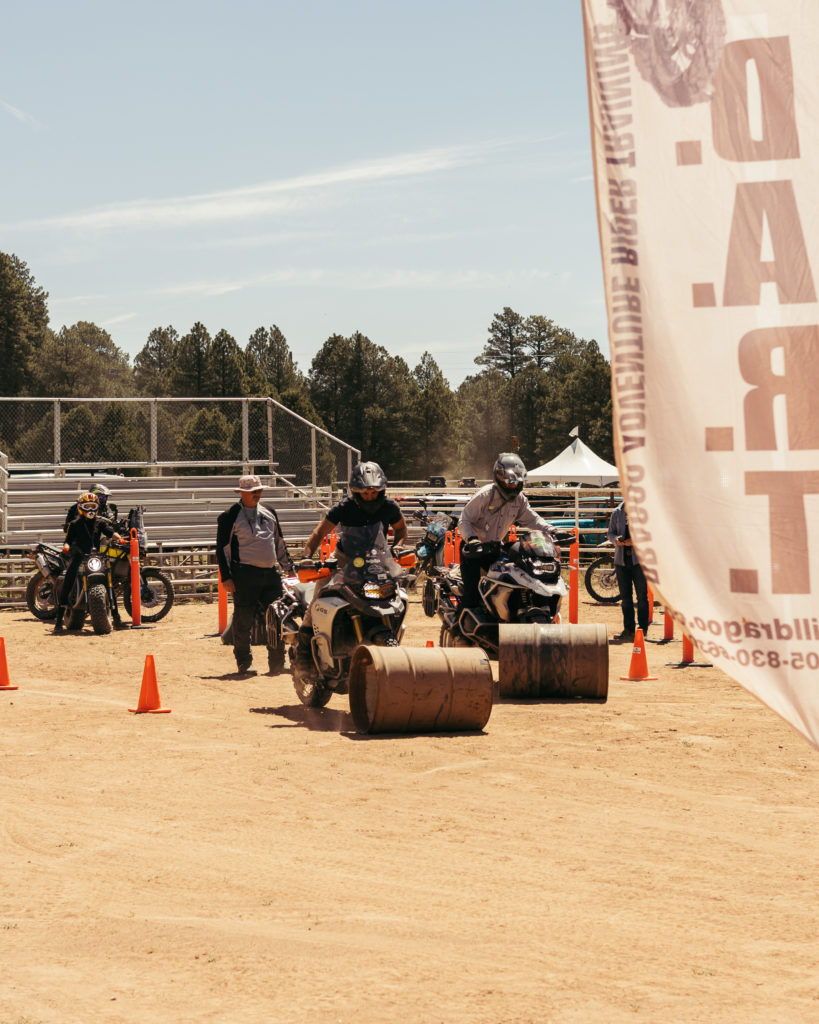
[{"xmin": 582, "ymin": 0, "xmax": 819, "ymax": 747}]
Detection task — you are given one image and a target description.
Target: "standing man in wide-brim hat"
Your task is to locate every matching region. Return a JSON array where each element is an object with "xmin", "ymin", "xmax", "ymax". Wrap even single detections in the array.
[{"xmin": 216, "ymin": 475, "xmax": 294, "ymax": 676}]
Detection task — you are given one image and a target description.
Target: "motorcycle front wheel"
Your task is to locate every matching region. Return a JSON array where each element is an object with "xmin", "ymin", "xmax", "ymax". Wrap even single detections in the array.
[
  {"xmin": 26, "ymin": 574, "xmax": 57, "ymax": 620},
  {"xmin": 293, "ymin": 671, "xmax": 333, "ymax": 708},
  {"xmin": 88, "ymin": 584, "xmax": 112, "ymax": 634},
  {"xmin": 584, "ymin": 554, "xmax": 621, "ymax": 604},
  {"xmin": 122, "ymin": 567, "xmax": 174, "ymax": 622},
  {"xmin": 439, "ymin": 624, "xmax": 471, "ymax": 648}
]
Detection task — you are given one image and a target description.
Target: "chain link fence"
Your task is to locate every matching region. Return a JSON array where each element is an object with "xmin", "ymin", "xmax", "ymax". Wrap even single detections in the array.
[{"xmin": 0, "ymin": 397, "xmax": 359, "ymax": 490}]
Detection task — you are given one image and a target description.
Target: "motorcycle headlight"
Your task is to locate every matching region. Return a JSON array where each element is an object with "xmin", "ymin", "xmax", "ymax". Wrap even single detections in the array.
[
  {"xmin": 363, "ymin": 581, "xmax": 395, "ymax": 599},
  {"xmin": 87, "ymin": 556, "xmax": 104, "ymax": 573}
]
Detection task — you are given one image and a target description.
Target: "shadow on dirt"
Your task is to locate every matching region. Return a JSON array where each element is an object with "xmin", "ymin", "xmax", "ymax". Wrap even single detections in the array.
[{"xmin": 250, "ymin": 704, "xmax": 353, "ymax": 732}]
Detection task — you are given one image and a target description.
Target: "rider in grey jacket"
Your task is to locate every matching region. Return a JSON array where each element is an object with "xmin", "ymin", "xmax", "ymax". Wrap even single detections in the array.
[{"xmin": 458, "ymin": 453, "xmax": 555, "ymax": 610}]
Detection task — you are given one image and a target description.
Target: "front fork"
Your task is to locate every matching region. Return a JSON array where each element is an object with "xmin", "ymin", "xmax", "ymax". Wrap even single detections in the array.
[
  {"xmin": 349, "ymin": 612, "xmax": 405, "ymax": 644},
  {"xmin": 105, "ymin": 565, "xmax": 121, "ymax": 622}
]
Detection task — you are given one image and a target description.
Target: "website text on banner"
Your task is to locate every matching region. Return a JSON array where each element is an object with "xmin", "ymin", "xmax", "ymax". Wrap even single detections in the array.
[{"xmin": 582, "ymin": 1, "xmax": 819, "ymax": 748}]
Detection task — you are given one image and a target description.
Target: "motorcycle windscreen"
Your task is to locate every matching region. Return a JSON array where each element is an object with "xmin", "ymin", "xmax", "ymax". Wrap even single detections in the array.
[{"xmin": 336, "ymin": 522, "xmax": 403, "ymax": 579}]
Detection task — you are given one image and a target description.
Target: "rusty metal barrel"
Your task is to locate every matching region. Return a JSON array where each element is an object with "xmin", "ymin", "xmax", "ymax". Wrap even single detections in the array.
[
  {"xmin": 349, "ymin": 644, "xmax": 494, "ymax": 734},
  {"xmin": 497, "ymin": 623, "xmax": 609, "ymax": 700}
]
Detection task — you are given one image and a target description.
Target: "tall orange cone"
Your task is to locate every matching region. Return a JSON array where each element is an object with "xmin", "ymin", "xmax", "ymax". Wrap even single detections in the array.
[
  {"xmin": 218, "ymin": 574, "xmax": 228, "ymax": 634},
  {"xmin": 663, "ymin": 609, "xmax": 674, "ymax": 641},
  {"xmin": 0, "ymin": 638, "xmax": 18, "ymax": 691},
  {"xmin": 619, "ymin": 628, "xmax": 658, "ymax": 681},
  {"xmin": 128, "ymin": 654, "xmax": 171, "ymax": 713},
  {"xmin": 568, "ymin": 529, "xmax": 580, "ymax": 624},
  {"xmin": 646, "ymin": 582, "xmax": 654, "ymax": 624}
]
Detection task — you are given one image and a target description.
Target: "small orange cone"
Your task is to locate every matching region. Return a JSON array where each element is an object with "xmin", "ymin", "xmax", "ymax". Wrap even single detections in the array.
[
  {"xmin": 666, "ymin": 632, "xmax": 712, "ymax": 669},
  {"xmin": 426, "ymin": 640, "xmax": 434, "ymax": 647},
  {"xmin": 128, "ymin": 655, "xmax": 171, "ymax": 713},
  {"xmin": 0, "ymin": 638, "xmax": 18, "ymax": 691},
  {"xmin": 620, "ymin": 628, "xmax": 658, "ymax": 680},
  {"xmin": 663, "ymin": 609, "xmax": 674, "ymax": 641}
]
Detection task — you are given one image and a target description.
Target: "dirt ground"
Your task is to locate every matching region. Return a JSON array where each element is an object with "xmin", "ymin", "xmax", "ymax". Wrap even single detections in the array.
[{"xmin": 1, "ymin": 587, "xmax": 817, "ymax": 1024}]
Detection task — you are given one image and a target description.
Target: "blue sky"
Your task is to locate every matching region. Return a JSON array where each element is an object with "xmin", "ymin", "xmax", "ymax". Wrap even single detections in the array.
[{"xmin": 2, "ymin": 0, "xmax": 605, "ymax": 387}]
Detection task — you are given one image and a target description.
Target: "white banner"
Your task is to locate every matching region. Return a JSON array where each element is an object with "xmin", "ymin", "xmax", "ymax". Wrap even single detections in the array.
[{"xmin": 582, "ymin": 1, "xmax": 819, "ymax": 747}]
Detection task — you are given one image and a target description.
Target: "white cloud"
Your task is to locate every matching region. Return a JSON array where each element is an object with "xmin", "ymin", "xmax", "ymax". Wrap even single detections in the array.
[
  {"xmin": 1, "ymin": 99, "xmax": 41, "ymax": 128},
  {"xmin": 8, "ymin": 144, "xmax": 482, "ymax": 234},
  {"xmin": 156, "ymin": 266, "xmax": 552, "ymax": 297}
]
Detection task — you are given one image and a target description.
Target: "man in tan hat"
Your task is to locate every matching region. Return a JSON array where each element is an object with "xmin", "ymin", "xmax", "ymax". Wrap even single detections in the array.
[{"xmin": 216, "ymin": 475, "xmax": 294, "ymax": 675}]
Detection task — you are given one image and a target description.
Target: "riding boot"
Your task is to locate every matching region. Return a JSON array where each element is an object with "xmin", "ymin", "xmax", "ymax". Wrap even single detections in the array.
[
  {"xmin": 54, "ymin": 606, "xmax": 65, "ymax": 633},
  {"xmin": 292, "ymin": 627, "xmax": 313, "ymax": 671}
]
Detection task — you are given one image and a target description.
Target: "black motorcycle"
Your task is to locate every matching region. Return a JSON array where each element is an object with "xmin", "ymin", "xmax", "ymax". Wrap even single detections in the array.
[
  {"xmin": 26, "ymin": 507, "xmax": 174, "ymax": 624},
  {"xmin": 101, "ymin": 508, "xmax": 174, "ymax": 623},
  {"xmin": 56, "ymin": 547, "xmax": 119, "ymax": 635},
  {"xmin": 26, "ymin": 542, "xmax": 67, "ymax": 620}
]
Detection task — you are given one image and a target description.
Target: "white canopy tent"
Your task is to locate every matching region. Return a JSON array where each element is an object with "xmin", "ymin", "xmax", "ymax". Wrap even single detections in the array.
[{"xmin": 527, "ymin": 437, "xmax": 619, "ymax": 486}]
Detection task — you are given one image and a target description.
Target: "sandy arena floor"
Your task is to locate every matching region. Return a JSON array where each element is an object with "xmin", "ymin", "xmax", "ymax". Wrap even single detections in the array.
[{"xmin": 1, "ymin": 589, "xmax": 817, "ymax": 1024}]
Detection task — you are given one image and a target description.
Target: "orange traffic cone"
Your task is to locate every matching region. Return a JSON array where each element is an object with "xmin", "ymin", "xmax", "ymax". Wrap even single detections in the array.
[
  {"xmin": 128, "ymin": 655, "xmax": 171, "ymax": 713},
  {"xmin": 667, "ymin": 632, "xmax": 712, "ymax": 669},
  {"xmin": 0, "ymin": 638, "xmax": 18, "ymax": 691},
  {"xmin": 426, "ymin": 640, "xmax": 434, "ymax": 647},
  {"xmin": 620, "ymin": 628, "xmax": 658, "ymax": 681}
]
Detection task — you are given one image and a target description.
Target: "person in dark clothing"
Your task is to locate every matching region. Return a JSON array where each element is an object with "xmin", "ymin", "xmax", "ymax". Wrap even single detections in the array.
[
  {"xmin": 63, "ymin": 483, "xmax": 119, "ymax": 534},
  {"xmin": 56, "ymin": 492, "xmax": 122, "ymax": 632},
  {"xmin": 293, "ymin": 461, "xmax": 408, "ymax": 671},
  {"xmin": 216, "ymin": 474, "xmax": 295, "ymax": 676},
  {"xmin": 607, "ymin": 501, "xmax": 649, "ymax": 642}
]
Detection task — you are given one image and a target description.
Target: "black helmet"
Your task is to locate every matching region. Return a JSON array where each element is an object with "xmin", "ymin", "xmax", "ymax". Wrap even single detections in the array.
[
  {"xmin": 349, "ymin": 461, "xmax": 388, "ymax": 514},
  {"xmin": 493, "ymin": 452, "xmax": 526, "ymax": 497},
  {"xmin": 90, "ymin": 483, "xmax": 110, "ymax": 509}
]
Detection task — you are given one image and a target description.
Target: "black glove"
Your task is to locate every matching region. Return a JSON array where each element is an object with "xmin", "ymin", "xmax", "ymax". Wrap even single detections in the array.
[{"xmin": 462, "ymin": 536, "xmax": 482, "ymax": 558}]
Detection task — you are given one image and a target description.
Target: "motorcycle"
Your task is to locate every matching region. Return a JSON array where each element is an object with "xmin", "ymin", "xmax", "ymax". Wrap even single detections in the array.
[
  {"xmin": 431, "ymin": 530, "xmax": 570, "ymax": 656},
  {"xmin": 411, "ymin": 499, "xmax": 460, "ymax": 585},
  {"xmin": 100, "ymin": 507, "xmax": 174, "ymax": 623},
  {"xmin": 26, "ymin": 542, "xmax": 67, "ymax": 620},
  {"xmin": 584, "ymin": 550, "xmax": 621, "ymax": 604},
  {"xmin": 269, "ymin": 535, "xmax": 414, "ymax": 708},
  {"xmin": 57, "ymin": 547, "xmax": 120, "ymax": 635},
  {"xmin": 25, "ymin": 507, "xmax": 174, "ymax": 624}
]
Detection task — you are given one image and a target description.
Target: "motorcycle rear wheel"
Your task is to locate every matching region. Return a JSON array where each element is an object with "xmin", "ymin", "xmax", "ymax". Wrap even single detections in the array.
[
  {"xmin": 122, "ymin": 567, "xmax": 174, "ymax": 622},
  {"xmin": 584, "ymin": 554, "xmax": 621, "ymax": 604},
  {"xmin": 26, "ymin": 574, "xmax": 57, "ymax": 620},
  {"xmin": 88, "ymin": 584, "xmax": 112, "ymax": 635}
]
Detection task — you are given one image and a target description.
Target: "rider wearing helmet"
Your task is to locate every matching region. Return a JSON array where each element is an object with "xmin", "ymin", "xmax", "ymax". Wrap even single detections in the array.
[
  {"xmin": 456, "ymin": 452, "xmax": 556, "ymax": 613},
  {"xmin": 55, "ymin": 493, "xmax": 123, "ymax": 633},
  {"xmin": 293, "ymin": 461, "xmax": 408, "ymax": 671},
  {"xmin": 63, "ymin": 482, "xmax": 119, "ymax": 534}
]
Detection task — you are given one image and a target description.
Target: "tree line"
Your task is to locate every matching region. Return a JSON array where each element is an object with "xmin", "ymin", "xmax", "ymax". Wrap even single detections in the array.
[{"xmin": 0, "ymin": 251, "xmax": 612, "ymax": 478}]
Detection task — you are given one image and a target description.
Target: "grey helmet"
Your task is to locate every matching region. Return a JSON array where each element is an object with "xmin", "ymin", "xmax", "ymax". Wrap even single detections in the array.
[
  {"xmin": 493, "ymin": 452, "xmax": 526, "ymax": 498},
  {"xmin": 349, "ymin": 461, "xmax": 388, "ymax": 514},
  {"xmin": 90, "ymin": 483, "xmax": 110, "ymax": 510}
]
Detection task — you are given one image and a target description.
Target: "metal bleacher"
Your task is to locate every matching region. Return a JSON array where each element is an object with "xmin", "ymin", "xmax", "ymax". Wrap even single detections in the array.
[
  {"xmin": 4, "ymin": 474, "xmax": 329, "ymax": 550},
  {"xmin": 0, "ymin": 474, "xmax": 331, "ymax": 606}
]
